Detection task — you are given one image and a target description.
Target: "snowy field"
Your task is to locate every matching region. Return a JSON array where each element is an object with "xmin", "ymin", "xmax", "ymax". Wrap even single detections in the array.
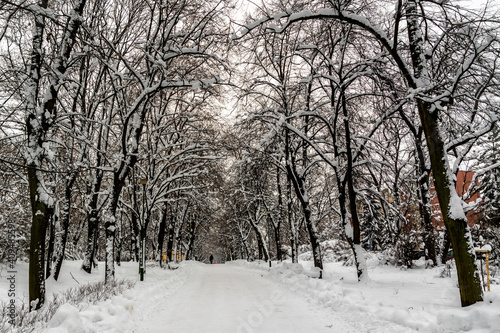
[{"xmin": 0, "ymin": 258, "xmax": 499, "ymax": 332}]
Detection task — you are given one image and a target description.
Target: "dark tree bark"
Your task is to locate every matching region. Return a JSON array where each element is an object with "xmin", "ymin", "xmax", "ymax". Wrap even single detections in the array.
[
  {"xmin": 104, "ymin": 174, "xmax": 126, "ymax": 282},
  {"xmin": 442, "ymin": 229, "xmax": 452, "ymax": 264},
  {"xmin": 130, "ymin": 211, "xmax": 140, "ymax": 262},
  {"xmin": 82, "ymin": 207, "xmax": 99, "ymax": 273},
  {"xmin": 287, "ymin": 170, "xmax": 298, "ymax": 263},
  {"xmin": 273, "ymin": 222, "xmax": 282, "ymax": 262},
  {"xmin": 54, "ymin": 50, "xmax": 90, "ymax": 279},
  {"xmin": 167, "ymin": 210, "xmax": 177, "ymax": 262},
  {"xmin": 115, "ymin": 208, "xmax": 125, "ymax": 266},
  {"xmin": 82, "ymin": 160, "xmax": 104, "ymax": 273},
  {"xmin": 53, "ymin": 174, "xmax": 77, "ymax": 280},
  {"xmin": 45, "ymin": 213, "xmax": 55, "ymax": 279},
  {"xmin": 275, "ymin": 166, "xmax": 284, "ymax": 261},
  {"xmin": 129, "ymin": 180, "xmax": 141, "ymax": 262},
  {"xmin": 157, "ymin": 205, "xmax": 168, "ymax": 267},
  {"xmin": 28, "ymin": 192, "xmax": 48, "ymax": 311},
  {"xmin": 104, "ymin": 96, "xmax": 151, "ymax": 282},
  {"xmin": 405, "ymin": 0, "xmax": 482, "ymax": 306},
  {"xmin": 185, "ymin": 218, "xmax": 197, "ymax": 260}
]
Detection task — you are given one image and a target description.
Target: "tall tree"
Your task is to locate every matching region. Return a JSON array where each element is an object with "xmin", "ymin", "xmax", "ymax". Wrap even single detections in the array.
[{"xmin": 24, "ymin": 0, "xmax": 87, "ymax": 310}]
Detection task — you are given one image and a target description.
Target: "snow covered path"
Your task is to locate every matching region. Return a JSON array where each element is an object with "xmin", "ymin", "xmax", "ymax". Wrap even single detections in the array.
[
  {"xmin": 128, "ymin": 262, "xmax": 343, "ymax": 333},
  {"xmin": 35, "ymin": 260, "xmax": 498, "ymax": 333}
]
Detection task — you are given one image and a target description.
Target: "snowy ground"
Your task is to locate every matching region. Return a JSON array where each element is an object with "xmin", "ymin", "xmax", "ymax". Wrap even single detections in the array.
[
  {"xmin": 1, "ymin": 258, "xmax": 499, "ymax": 332},
  {"xmin": 238, "ymin": 259, "xmax": 500, "ymax": 333}
]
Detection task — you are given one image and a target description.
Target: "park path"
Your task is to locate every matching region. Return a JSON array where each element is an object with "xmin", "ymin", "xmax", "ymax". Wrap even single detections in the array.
[{"xmin": 126, "ymin": 262, "xmax": 354, "ymax": 333}]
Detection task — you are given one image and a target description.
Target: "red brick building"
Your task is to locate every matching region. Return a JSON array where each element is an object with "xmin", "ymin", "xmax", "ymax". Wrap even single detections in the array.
[{"xmin": 430, "ymin": 170, "xmax": 482, "ymax": 228}]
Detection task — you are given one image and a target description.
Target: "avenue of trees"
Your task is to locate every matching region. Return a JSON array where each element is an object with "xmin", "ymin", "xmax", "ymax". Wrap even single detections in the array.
[{"xmin": 0, "ymin": 0, "xmax": 499, "ymax": 310}]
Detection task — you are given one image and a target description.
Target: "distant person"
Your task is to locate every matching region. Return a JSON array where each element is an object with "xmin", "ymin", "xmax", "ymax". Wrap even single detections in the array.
[{"xmin": 209, "ymin": 254, "xmax": 214, "ymax": 264}]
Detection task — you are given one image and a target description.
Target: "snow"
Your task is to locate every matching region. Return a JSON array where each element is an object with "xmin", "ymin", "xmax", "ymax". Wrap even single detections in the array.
[
  {"xmin": 1, "ymin": 259, "xmax": 498, "ymax": 332},
  {"xmin": 232, "ymin": 259, "xmax": 500, "ymax": 333},
  {"xmin": 130, "ymin": 262, "xmax": 335, "ymax": 332},
  {"xmin": 448, "ymin": 190, "xmax": 467, "ymax": 221},
  {"xmin": 289, "ymin": 10, "xmax": 314, "ymax": 22},
  {"xmin": 46, "ymin": 304, "xmax": 90, "ymax": 333},
  {"xmin": 476, "ymin": 244, "xmax": 493, "ymax": 252},
  {"xmin": 353, "ymin": 244, "xmax": 370, "ymax": 282}
]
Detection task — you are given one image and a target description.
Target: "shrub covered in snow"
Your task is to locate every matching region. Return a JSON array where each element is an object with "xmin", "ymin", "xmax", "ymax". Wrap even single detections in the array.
[{"xmin": 0, "ymin": 278, "xmax": 134, "ymax": 332}]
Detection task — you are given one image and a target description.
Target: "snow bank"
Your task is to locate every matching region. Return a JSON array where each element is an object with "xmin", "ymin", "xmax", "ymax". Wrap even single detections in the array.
[
  {"xmin": 0, "ymin": 260, "xmax": 188, "ymax": 333},
  {"xmin": 44, "ymin": 262, "xmax": 187, "ymax": 333},
  {"xmin": 229, "ymin": 259, "xmax": 500, "ymax": 332},
  {"xmin": 45, "ymin": 304, "xmax": 93, "ymax": 333}
]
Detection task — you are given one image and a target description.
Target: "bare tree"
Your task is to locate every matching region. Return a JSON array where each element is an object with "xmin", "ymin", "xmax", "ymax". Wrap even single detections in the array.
[
  {"xmin": 21, "ymin": 0, "xmax": 88, "ymax": 310},
  {"xmin": 234, "ymin": 0, "xmax": 500, "ymax": 306}
]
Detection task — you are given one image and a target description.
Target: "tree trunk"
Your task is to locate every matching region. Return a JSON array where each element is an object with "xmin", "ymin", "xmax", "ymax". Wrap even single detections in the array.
[
  {"xmin": 442, "ymin": 229, "xmax": 451, "ymax": 264},
  {"xmin": 104, "ymin": 207, "xmax": 116, "ymax": 283},
  {"xmin": 418, "ymin": 100, "xmax": 483, "ymax": 306},
  {"xmin": 287, "ymin": 177, "xmax": 298, "ymax": 263},
  {"xmin": 284, "ymin": 124, "xmax": 299, "ymax": 264},
  {"xmin": 300, "ymin": 91, "xmax": 322, "ymax": 270},
  {"xmin": 406, "ymin": 0, "xmax": 482, "ymax": 306},
  {"xmin": 53, "ymin": 179, "xmax": 76, "ymax": 280},
  {"xmin": 28, "ymin": 190, "xmax": 48, "ymax": 311},
  {"xmin": 92, "ymin": 227, "xmax": 99, "ymax": 268},
  {"xmin": 104, "ymin": 176, "xmax": 123, "ymax": 283},
  {"xmin": 176, "ymin": 230, "xmax": 183, "ymax": 263},
  {"xmin": 103, "ymin": 95, "xmax": 149, "ymax": 283},
  {"xmin": 342, "ymin": 90, "xmax": 368, "ymax": 281},
  {"xmin": 239, "ymin": 227, "xmax": 251, "ymax": 260},
  {"xmin": 286, "ymin": 164, "xmax": 322, "ymax": 270},
  {"xmin": 273, "ymin": 225, "xmax": 282, "ymax": 262},
  {"xmin": 82, "ymin": 208, "xmax": 99, "ymax": 273},
  {"xmin": 82, "ymin": 121, "xmax": 106, "ymax": 272},
  {"xmin": 116, "ymin": 209, "xmax": 124, "ymax": 266},
  {"xmin": 186, "ymin": 218, "xmax": 197, "ymax": 260},
  {"xmin": 417, "ymin": 165, "xmax": 437, "ymax": 267},
  {"xmin": 253, "ymin": 225, "xmax": 269, "ymax": 262},
  {"xmin": 116, "ymin": 236, "xmax": 122, "ymax": 266},
  {"xmin": 167, "ymin": 214, "xmax": 176, "ymax": 262},
  {"xmin": 26, "ymin": 0, "xmax": 49, "ymax": 311},
  {"xmin": 259, "ymin": 232, "xmax": 269, "ymax": 262},
  {"xmin": 130, "ymin": 210, "xmax": 140, "ymax": 262},
  {"xmin": 275, "ymin": 166, "xmax": 283, "ymax": 261},
  {"xmin": 82, "ymin": 174, "xmax": 102, "ymax": 274},
  {"xmin": 26, "ymin": 0, "xmax": 86, "ymax": 306},
  {"xmin": 157, "ymin": 206, "xmax": 168, "ymax": 267},
  {"xmin": 45, "ymin": 213, "xmax": 55, "ymax": 279}
]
